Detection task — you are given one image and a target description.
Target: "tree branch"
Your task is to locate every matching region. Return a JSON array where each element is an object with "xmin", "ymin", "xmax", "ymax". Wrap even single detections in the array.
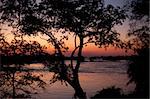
[{"xmin": 74, "ymin": 36, "xmax": 83, "ymax": 73}]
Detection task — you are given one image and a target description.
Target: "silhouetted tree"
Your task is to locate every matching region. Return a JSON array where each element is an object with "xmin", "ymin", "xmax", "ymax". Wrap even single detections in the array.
[
  {"xmin": 126, "ymin": 0, "xmax": 149, "ymax": 98},
  {"xmin": 0, "ymin": 0, "xmax": 126, "ymax": 98},
  {"xmin": 0, "ymin": 34, "xmax": 46, "ymax": 98},
  {"xmin": 126, "ymin": 0, "xmax": 149, "ymax": 51},
  {"xmin": 0, "ymin": 70, "xmax": 46, "ymax": 98},
  {"xmin": 91, "ymin": 86, "xmax": 122, "ymax": 98}
]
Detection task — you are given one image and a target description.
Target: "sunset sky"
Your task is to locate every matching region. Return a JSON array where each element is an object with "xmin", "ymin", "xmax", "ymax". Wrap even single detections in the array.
[{"xmin": 1, "ymin": 0, "xmax": 133, "ymax": 57}]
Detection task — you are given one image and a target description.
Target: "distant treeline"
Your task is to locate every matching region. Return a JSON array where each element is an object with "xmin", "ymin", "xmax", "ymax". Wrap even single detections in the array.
[
  {"xmin": 89, "ymin": 56, "xmax": 133, "ymax": 61},
  {"xmin": 0, "ymin": 53, "xmax": 53, "ymax": 65},
  {"xmin": 0, "ymin": 54, "xmax": 134, "ymax": 65},
  {"xmin": 65, "ymin": 56, "xmax": 133, "ymax": 61}
]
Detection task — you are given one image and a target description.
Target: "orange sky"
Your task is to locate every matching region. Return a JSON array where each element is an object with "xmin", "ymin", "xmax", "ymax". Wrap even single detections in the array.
[
  {"xmin": 0, "ymin": 0, "xmax": 134, "ymax": 57},
  {"xmin": 44, "ymin": 25, "xmax": 133, "ymax": 57},
  {"xmin": 1, "ymin": 20, "xmax": 133, "ymax": 57},
  {"xmin": 62, "ymin": 45, "xmax": 133, "ymax": 57}
]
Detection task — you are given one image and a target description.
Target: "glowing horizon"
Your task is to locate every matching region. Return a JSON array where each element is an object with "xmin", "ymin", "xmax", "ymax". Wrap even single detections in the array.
[
  {"xmin": 0, "ymin": 0, "xmax": 133, "ymax": 57},
  {"xmin": 1, "ymin": 20, "xmax": 133, "ymax": 57}
]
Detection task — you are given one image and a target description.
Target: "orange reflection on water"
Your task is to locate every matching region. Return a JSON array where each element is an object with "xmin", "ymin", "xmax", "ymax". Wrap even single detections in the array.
[
  {"xmin": 79, "ymin": 73, "xmax": 135, "ymax": 94},
  {"xmin": 31, "ymin": 71, "xmax": 135, "ymax": 99}
]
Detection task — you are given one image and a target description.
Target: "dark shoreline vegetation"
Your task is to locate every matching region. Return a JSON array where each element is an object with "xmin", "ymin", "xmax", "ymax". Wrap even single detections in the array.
[
  {"xmin": 92, "ymin": 48, "xmax": 149, "ymax": 99},
  {"xmin": 91, "ymin": 86, "xmax": 149, "ymax": 99},
  {"xmin": 1, "ymin": 54, "xmax": 133, "ymax": 64}
]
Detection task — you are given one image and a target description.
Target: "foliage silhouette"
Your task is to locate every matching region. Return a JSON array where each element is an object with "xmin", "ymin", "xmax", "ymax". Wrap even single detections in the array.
[
  {"xmin": 0, "ymin": 34, "xmax": 46, "ymax": 98},
  {"xmin": 0, "ymin": 71, "xmax": 46, "ymax": 98},
  {"xmin": 91, "ymin": 85, "xmax": 149, "ymax": 98},
  {"xmin": 127, "ymin": 48, "xmax": 149, "ymax": 98},
  {"xmin": 91, "ymin": 1, "xmax": 149, "ymax": 98},
  {"xmin": 126, "ymin": 0, "xmax": 149, "ymax": 51},
  {"xmin": 126, "ymin": 0, "xmax": 149, "ymax": 98},
  {"xmin": 91, "ymin": 86, "xmax": 123, "ymax": 98},
  {"xmin": 0, "ymin": 0, "xmax": 127, "ymax": 98}
]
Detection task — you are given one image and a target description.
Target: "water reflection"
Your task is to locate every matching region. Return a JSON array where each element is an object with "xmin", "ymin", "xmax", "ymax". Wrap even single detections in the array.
[
  {"xmin": 0, "ymin": 60, "xmax": 135, "ymax": 98},
  {"xmin": 0, "ymin": 67, "xmax": 46, "ymax": 98},
  {"xmin": 31, "ymin": 72, "xmax": 135, "ymax": 99}
]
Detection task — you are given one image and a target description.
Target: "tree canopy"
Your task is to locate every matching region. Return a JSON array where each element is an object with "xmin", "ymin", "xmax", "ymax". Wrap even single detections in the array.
[
  {"xmin": 0, "ymin": 0, "xmax": 127, "ymax": 98},
  {"xmin": 126, "ymin": 0, "xmax": 149, "ymax": 97},
  {"xmin": 126, "ymin": 0, "xmax": 149, "ymax": 51},
  {"xmin": 0, "ymin": 0, "xmax": 126, "ymax": 48}
]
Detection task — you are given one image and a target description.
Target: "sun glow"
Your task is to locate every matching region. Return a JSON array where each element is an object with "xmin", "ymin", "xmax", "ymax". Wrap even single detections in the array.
[{"xmin": 1, "ymin": 20, "xmax": 133, "ymax": 57}]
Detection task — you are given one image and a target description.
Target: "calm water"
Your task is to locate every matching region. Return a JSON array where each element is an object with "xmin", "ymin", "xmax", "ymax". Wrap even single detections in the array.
[{"xmin": 25, "ymin": 60, "xmax": 135, "ymax": 99}]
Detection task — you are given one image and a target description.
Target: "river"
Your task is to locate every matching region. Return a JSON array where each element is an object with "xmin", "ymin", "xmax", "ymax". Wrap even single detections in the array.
[{"xmin": 25, "ymin": 60, "xmax": 135, "ymax": 99}]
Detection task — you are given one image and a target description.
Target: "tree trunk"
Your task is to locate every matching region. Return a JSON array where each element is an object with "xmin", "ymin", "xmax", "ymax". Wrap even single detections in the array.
[
  {"xmin": 44, "ymin": 30, "xmax": 86, "ymax": 98},
  {"xmin": 12, "ymin": 71, "xmax": 15, "ymax": 98},
  {"xmin": 70, "ymin": 36, "xmax": 86, "ymax": 98},
  {"xmin": 67, "ymin": 72, "xmax": 86, "ymax": 99},
  {"xmin": 73, "ymin": 78, "xmax": 86, "ymax": 98}
]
